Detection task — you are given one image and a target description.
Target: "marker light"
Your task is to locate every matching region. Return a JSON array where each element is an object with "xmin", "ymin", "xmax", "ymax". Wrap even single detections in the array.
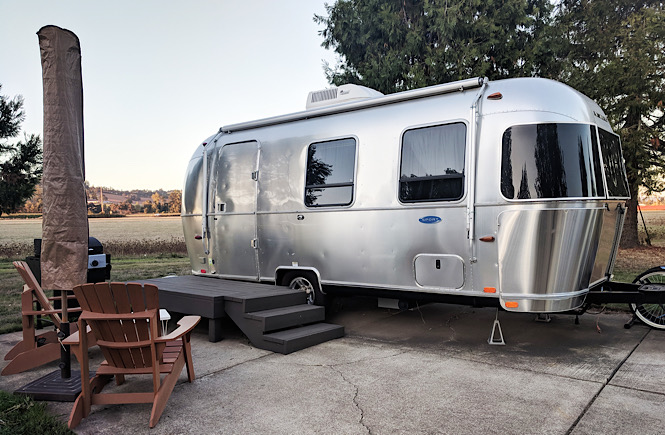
[
  {"xmin": 200, "ymin": 269, "xmax": 207, "ymax": 274},
  {"xmin": 487, "ymin": 92, "xmax": 503, "ymax": 100},
  {"xmin": 479, "ymin": 236, "xmax": 495, "ymax": 242},
  {"xmin": 484, "ymin": 287, "xmax": 496, "ymax": 293},
  {"xmin": 194, "ymin": 235, "xmax": 202, "ymax": 240},
  {"xmin": 505, "ymin": 301, "xmax": 519, "ymax": 308}
]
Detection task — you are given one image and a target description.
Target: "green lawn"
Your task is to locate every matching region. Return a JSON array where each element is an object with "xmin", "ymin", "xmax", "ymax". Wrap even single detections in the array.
[
  {"xmin": 0, "ymin": 391, "xmax": 73, "ymax": 434},
  {"xmin": 0, "ymin": 255, "xmax": 191, "ymax": 334}
]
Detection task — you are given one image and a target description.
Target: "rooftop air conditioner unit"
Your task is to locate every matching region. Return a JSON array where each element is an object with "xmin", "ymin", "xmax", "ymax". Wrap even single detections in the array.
[{"xmin": 306, "ymin": 84, "xmax": 383, "ymax": 110}]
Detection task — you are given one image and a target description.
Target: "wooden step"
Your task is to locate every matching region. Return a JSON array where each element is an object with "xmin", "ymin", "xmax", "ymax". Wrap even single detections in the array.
[
  {"xmin": 262, "ymin": 323, "xmax": 345, "ymax": 354},
  {"xmin": 245, "ymin": 305, "xmax": 325, "ymax": 332},
  {"xmin": 237, "ymin": 291, "xmax": 307, "ymax": 313},
  {"xmin": 139, "ymin": 276, "xmax": 342, "ymax": 349}
]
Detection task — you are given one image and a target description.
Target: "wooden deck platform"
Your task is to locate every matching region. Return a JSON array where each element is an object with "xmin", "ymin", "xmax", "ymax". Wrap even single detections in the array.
[
  {"xmin": 138, "ymin": 276, "xmax": 344, "ymax": 353},
  {"xmin": 139, "ymin": 275, "xmax": 300, "ymax": 341}
]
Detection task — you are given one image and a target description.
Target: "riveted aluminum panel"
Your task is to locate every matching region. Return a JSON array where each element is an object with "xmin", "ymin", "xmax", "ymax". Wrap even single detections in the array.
[
  {"xmin": 182, "ymin": 155, "xmax": 207, "ymax": 273},
  {"xmin": 257, "ymin": 206, "xmax": 469, "ymax": 293},
  {"xmin": 497, "ymin": 207, "xmax": 604, "ymax": 312}
]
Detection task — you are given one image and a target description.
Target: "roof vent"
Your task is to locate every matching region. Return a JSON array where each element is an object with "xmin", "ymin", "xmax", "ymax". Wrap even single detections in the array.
[
  {"xmin": 310, "ymin": 88, "xmax": 338, "ymax": 104},
  {"xmin": 306, "ymin": 84, "xmax": 383, "ymax": 110}
]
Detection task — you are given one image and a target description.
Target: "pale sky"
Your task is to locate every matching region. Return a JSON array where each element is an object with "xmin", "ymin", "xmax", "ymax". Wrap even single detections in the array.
[{"xmin": 0, "ymin": 1, "xmax": 338, "ymax": 190}]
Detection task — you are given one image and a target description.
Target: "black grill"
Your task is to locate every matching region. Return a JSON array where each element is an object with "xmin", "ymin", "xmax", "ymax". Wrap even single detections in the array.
[{"xmin": 26, "ymin": 237, "xmax": 112, "ymax": 286}]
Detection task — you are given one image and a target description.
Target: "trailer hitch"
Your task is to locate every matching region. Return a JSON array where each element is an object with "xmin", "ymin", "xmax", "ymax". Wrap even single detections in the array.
[{"xmin": 585, "ymin": 281, "xmax": 665, "ymax": 305}]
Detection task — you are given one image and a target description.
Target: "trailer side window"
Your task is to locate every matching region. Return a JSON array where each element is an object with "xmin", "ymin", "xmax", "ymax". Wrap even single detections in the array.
[
  {"xmin": 305, "ymin": 138, "xmax": 356, "ymax": 207},
  {"xmin": 501, "ymin": 123, "xmax": 604, "ymax": 200},
  {"xmin": 399, "ymin": 123, "xmax": 466, "ymax": 202},
  {"xmin": 598, "ymin": 128, "xmax": 629, "ymax": 198}
]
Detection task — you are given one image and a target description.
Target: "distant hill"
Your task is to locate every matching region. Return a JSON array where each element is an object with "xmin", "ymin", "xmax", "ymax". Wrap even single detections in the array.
[
  {"xmin": 85, "ymin": 185, "xmax": 181, "ymax": 214},
  {"xmin": 86, "ymin": 185, "xmax": 172, "ymax": 205},
  {"xmin": 20, "ymin": 184, "xmax": 181, "ymax": 215}
]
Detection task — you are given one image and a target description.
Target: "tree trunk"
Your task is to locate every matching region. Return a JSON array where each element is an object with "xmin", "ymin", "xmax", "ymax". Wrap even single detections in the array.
[{"xmin": 620, "ymin": 181, "xmax": 640, "ymax": 248}]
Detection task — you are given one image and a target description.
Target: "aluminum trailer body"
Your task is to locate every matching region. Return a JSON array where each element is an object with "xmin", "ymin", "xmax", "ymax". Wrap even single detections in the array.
[{"xmin": 182, "ymin": 77, "xmax": 631, "ymax": 314}]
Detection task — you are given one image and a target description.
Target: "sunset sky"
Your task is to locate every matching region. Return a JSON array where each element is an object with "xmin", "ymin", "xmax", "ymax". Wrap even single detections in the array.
[{"xmin": 0, "ymin": 1, "xmax": 337, "ymax": 190}]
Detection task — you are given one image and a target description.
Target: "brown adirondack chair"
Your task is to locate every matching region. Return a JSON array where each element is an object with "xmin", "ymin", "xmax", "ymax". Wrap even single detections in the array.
[
  {"xmin": 64, "ymin": 282, "xmax": 200, "ymax": 429},
  {"xmin": 2, "ymin": 261, "xmax": 94, "ymax": 375}
]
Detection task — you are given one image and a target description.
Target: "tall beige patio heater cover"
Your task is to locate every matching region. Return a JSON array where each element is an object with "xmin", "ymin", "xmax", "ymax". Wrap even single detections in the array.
[{"xmin": 37, "ymin": 25, "xmax": 88, "ymax": 291}]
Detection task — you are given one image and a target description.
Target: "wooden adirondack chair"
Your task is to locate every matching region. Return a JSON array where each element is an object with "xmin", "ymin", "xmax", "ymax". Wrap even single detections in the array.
[
  {"xmin": 64, "ymin": 282, "xmax": 200, "ymax": 429},
  {"xmin": 2, "ymin": 261, "xmax": 94, "ymax": 376}
]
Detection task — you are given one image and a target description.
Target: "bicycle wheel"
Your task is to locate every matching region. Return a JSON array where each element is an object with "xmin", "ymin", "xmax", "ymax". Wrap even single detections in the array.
[{"xmin": 630, "ymin": 266, "xmax": 665, "ymax": 329}]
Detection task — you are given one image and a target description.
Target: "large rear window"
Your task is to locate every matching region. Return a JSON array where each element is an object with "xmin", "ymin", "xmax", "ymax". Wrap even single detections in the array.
[{"xmin": 501, "ymin": 123, "xmax": 604, "ymax": 200}]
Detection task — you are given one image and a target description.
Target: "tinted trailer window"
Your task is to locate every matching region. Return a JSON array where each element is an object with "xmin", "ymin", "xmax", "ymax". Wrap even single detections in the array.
[
  {"xmin": 501, "ymin": 123, "xmax": 604, "ymax": 200},
  {"xmin": 305, "ymin": 138, "xmax": 357, "ymax": 207},
  {"xmin": 598, "ymin": 128, "xmax": 630, "ymax": 198}
]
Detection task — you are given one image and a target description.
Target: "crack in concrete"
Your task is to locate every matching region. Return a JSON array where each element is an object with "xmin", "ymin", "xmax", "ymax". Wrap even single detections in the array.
[
  {"xmin": 608, "ymin": 382, "xmax": 665, "ymax": 397},
  {"xmin": 263, "ymin": 348, "xmax": 412, "ymax": 434},
  {"xmin": 564, "ymin": 328, "xmax": 651, "ymax": 435},
  {"xmin": 330, "ymin": 365, "xmax": 370, "ymax": 435},
  {"xmin": 196, "ymin": 351, "xmax": 273, "ymax": 381},
  {"xmin": 329, "ymin": 349, "xmax": 412, "ymax": 368},
  {"xmin": 265, "ymin": 348, "xmax": 411, "ymax": 368}
]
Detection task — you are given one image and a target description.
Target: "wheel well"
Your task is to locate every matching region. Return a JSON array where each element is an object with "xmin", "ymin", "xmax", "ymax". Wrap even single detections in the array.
[
  {"xmin": 276, "ymin": 268, "xmax": 322, "ymax": 289},
  {"xmin": 279, "ymin": 270, "xmax": 315, "ymax": 286}
]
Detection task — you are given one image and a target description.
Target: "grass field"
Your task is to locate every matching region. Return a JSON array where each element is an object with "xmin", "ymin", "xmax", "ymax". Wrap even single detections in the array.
[
  {"xmin": 0, "ymin": 215, "xmax": 185, "ymax": 257},
  {"xmin": 0, "ymin": 216, "xmax": 189, "ymax": 333},
  {"xmin": 0, "ymin": 212, "xmax": 664, "ymax": 333},
  {"xmin": 613, "ymin": 210, "xmax": 665, "ymax": 282}
]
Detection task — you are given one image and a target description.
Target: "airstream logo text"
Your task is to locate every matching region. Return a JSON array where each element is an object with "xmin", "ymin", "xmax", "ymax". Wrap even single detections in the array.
[{"xmin": 419, "ymin": 216, "xmax": 442, "ymax": 224}]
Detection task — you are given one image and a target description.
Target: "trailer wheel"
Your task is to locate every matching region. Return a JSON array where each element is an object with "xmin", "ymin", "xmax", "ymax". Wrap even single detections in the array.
[
  {"xmin": 283, "ymin": 271, "xmax": 326, "ymax": 306},
  {"xmin": 630, "ymin": 267, "xmax": 665, "ymax": 329}
]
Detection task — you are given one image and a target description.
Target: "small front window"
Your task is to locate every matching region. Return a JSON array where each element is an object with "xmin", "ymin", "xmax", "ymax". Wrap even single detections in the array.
[
  {"xmin": 305, "ymin": 138, "xmax": 356, "ymax": 207},
  {"xmin": 598, "ymin": 128, "xmax": 630, "ymax": 198},
  {"xmin": 501, "ymin": 123, "xmax": 604, "ymax": 199},
  {"xmin": 399, "ymin": 123, "xmax": 466, "ymax": 202}
]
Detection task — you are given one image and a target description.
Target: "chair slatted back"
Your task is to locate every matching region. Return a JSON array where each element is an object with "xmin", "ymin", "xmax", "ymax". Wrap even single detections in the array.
[
  {"xmin": 73, "ymin": 282, "xmax": 164, "ymax": 369},
  {"xmin": 12, "ymin": 260, "xmax": 62, "ymax": 328}
]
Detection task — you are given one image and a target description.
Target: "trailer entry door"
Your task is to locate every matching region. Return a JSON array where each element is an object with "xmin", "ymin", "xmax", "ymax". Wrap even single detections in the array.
[{"xmin": 210, "ymin": 141, "xmax": 260, "ymax": 279}]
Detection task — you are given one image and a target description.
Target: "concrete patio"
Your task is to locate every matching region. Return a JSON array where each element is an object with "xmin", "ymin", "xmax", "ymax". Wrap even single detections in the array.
[{"xmin": 1, "ymin": 297, "xmax": 664, "ymax": 434}]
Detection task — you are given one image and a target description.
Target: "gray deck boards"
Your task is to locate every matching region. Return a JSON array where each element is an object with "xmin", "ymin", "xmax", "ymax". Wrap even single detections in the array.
[
  {"xmin": 142, "ymin": 275, "xmax": 297, "ymax": 298},
  {"xmin": 135, "ymin": 275, "xmax": 343, "ymax": 352},
  {"xmin": 137, "ymin": 275, "xmax": 301, "ymax": 341}
]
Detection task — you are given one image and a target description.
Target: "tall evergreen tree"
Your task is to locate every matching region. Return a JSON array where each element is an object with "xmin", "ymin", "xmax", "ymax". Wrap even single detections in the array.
[
  {"xmin": 0, "ymin": 85, "xmax": 42, "ymax": 216},
  {"xmin": 315, "ymin": 0, "xmax": 557, "ymax": 94},
  {"xmin": 554, "ymin": 0, "xmax": 665, "ymax": 247}
]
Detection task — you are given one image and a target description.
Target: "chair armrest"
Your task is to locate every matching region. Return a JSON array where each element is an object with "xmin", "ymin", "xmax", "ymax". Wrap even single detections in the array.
[
  {"xmin": 80, "ymin": 309, "xmax": 157, "ymax": 321},
  {"xmin": 156, "ymin": 316, "xmax": 200, "ymax": 342},
  {"xmin": 63, "ymin": 330, "xmax": 80, "ymax": 346},
  {"xmin": 62, "ymin": 325, "xmax": 93, "ymax": 346}
]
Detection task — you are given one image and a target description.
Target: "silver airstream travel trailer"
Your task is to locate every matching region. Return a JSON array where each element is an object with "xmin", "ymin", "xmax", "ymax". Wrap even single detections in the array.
[{"xmin": 182, "ymin": 77, "xmax": 665, "ymax": 330}]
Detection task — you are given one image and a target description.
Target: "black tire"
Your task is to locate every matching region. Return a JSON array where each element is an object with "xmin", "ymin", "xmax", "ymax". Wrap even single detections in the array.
[
  {"xmin": 630, "ymin": 266, "xmax": 665, "ymax": 329},
  {"xmin": 283, "ymin": 271, "xmax": 326, "ymax": 306}
]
